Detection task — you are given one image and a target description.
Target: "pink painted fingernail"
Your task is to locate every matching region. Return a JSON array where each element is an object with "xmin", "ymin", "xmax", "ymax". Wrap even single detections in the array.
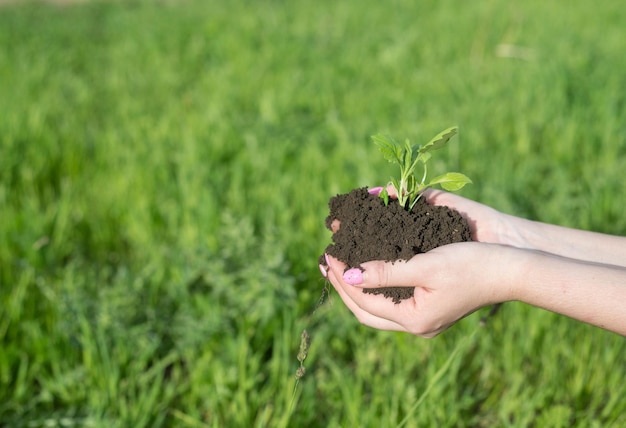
[
  {"xmin": 343, "ymin": 268, "xmax": 363, "ymax": 285},
  {"xmin": 319, "ymin": 264, "xmax": 328, "ymax": 278},
  {"xmin": 368, "ymin": 186, "xmax": 383, "ymax": 196}
]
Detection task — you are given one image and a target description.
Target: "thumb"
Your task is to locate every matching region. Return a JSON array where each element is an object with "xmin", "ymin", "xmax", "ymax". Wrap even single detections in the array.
[{"xmin": 343, "ymin": 257, "xmax": 426, "ymax": 288}]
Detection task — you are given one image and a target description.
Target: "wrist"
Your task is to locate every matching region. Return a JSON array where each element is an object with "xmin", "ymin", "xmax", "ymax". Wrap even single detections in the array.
[
  {"xmin": 493, "ymin": 212, "xmax": 537, "ymax": 250},
  {"xmin": 487, "ymin": 245, "xmax": 535, "ymax": 304}
]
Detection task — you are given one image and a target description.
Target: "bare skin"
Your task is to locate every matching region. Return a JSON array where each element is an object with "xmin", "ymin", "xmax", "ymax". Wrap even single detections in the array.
[{"xmin": 320, "ymin": 188, "xmax": 626, "ymax": 337}]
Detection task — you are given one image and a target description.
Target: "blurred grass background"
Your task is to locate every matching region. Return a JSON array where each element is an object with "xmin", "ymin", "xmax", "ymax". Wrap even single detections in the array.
[{"xmin": 1, "ymin": 0, "xmax": 625, "ymax": 426}]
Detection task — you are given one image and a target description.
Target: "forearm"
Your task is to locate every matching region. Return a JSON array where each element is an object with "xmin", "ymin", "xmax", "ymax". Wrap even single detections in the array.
[
  {"xmin": 500, "ymin": 214, "xmax": 626, "ymax": 268},
  {"xmin": 509, "ymin": 249, "xmax": 626, "ymax": 336}
]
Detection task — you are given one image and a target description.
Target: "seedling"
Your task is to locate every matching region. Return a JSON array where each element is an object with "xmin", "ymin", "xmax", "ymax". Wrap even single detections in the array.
[{"xmin": 372, "ymin": 126, "xmax": 472, "ymax": 210}]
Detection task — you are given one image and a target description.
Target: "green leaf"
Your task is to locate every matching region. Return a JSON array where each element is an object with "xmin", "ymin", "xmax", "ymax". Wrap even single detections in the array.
[
  {"xmin": 403, "ymin": 139, "xmax": 413, "ymax": 176},
  {"xmin": 406, "ymin": 174, "xmax": 417, "ymax": 192},
  {"xmin": 379, "ymin": 187, "xmax": 389, "ymax": 206},
  {"xmin": 418, "ymin": 151, "xmax": 432, "ymax": 164},
  {"xmin": 390, "ymin": 178, "xmax": 401, "ymax": 191},
  {"xmin": 428, "ymin": 172, "xmax": 472, "ymax": 191},
  {"xmin": 372, "ymin": 134, "xmax": 402, "ymax": 164},
  {"xmin": 390, "ymin": 178, "xmax": 404, "ymax": 205},
  {"xmin": 420, "ymin": 126, "xmax": 458, "ymax": 154},
  {"xmin": 372, "ymin": 126, "xmax": 470, "ymax": 212}
]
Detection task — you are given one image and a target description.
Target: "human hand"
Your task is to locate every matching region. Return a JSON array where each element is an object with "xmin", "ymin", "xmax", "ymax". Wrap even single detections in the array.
[
  {"xmin": 322, "ymin": 242, "xmax": 517, "ymax": 337},
  {"xmin": 321, "ymin": 187, "xmax": 626, "ymax": 336}
]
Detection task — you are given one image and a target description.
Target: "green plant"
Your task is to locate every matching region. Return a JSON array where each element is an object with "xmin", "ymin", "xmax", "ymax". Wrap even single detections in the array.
[{"xmin": 373, "ymin": 126, "xmax": 472, "ymax": 210}]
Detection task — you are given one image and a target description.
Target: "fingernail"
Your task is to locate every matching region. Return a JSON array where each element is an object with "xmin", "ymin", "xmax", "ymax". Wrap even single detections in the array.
[
  {"xmin": 343, "ymin": 268, "xmax": 363, "ymax": 285},
  {"xmin": 319, "ymin": 264, "xmax": 328, "ymax": 278},
  {"xmin": 368, "ymin": 186, "xmax": 383, "ymax": 196},
  {"xmin": 324, "ymin": 253, "xmax": 331, "ymax": 266}
]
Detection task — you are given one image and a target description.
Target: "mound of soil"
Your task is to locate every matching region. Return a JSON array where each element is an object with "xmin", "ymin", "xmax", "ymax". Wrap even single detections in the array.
[{"xmin": 320, "ymin": 187, "xmax": 472, "ymax": 303}]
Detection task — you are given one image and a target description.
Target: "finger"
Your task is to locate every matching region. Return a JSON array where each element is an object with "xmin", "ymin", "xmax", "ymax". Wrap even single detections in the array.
[
  {"xmin": 367, "ymin": 185, "xmax": 398, "ymax": 199},
  {"xmin": 386, "ymin": 183, "xmax": 398, "ymax": 198},
  {"xmin": 319, "ymin": 263, "xmax": 328, "ymax": 278},
  {"xmin": 420, "ymin": 188, "xmax": 446, "ymax": 204},
  {"xmin": 367, "ymin": 186, "xmax": 384, "ymax": 196},
  {"xmin": 420, "ymin": 189, "xmax": 471, "ymax": 211},
  {"xmin": 325, "ymin": 254, "xmax": 406, "ymax": 331},
  {"xmin": 342, "ymin": 257, "xmax": 435, "ymax": 289},
  {"xmin": 331, "ymin": 265, "xmax": 422, "ymax": 332},
  {"xmin": 338, "ymin": 278, "xmax": 448, "ymax": 338},
  {"xmin": 328, "ymin": 271, "xmax": 406, "ymax": 331}
]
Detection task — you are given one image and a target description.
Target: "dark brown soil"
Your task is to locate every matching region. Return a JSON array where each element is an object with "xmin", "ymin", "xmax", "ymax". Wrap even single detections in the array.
[{"xmin": 320, "ymin": 187, "xmax": 472, "ymax": 303}]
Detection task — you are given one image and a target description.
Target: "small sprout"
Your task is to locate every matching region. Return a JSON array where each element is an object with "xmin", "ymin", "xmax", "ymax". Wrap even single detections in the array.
[{"xmin": 372, "ymin": 126, "xmax": 472, "ymax": 210}]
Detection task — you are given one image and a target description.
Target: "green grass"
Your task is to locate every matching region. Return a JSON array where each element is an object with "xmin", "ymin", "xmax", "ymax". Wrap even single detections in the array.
[{"xmin": 1, "ymin": 0, "xmax": 625, "ymax": 426}]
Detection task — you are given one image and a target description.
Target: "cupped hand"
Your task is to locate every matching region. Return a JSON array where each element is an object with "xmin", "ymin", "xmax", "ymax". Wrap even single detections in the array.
[{"xmin": 322, "ymin": 242, "xmax": 518, "ymax": 337}]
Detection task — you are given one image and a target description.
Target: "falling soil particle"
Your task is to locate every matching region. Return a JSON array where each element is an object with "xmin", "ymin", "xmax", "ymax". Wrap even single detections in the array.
[{"xmin": 320, "ymin": 187, "xmax": 472, "ymax": 303}]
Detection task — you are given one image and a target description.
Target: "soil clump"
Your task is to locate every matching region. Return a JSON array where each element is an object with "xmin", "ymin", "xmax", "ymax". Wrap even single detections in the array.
[{"xmin": 321, "ymin": 187, "xmax": 472, "ymax": 303}]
